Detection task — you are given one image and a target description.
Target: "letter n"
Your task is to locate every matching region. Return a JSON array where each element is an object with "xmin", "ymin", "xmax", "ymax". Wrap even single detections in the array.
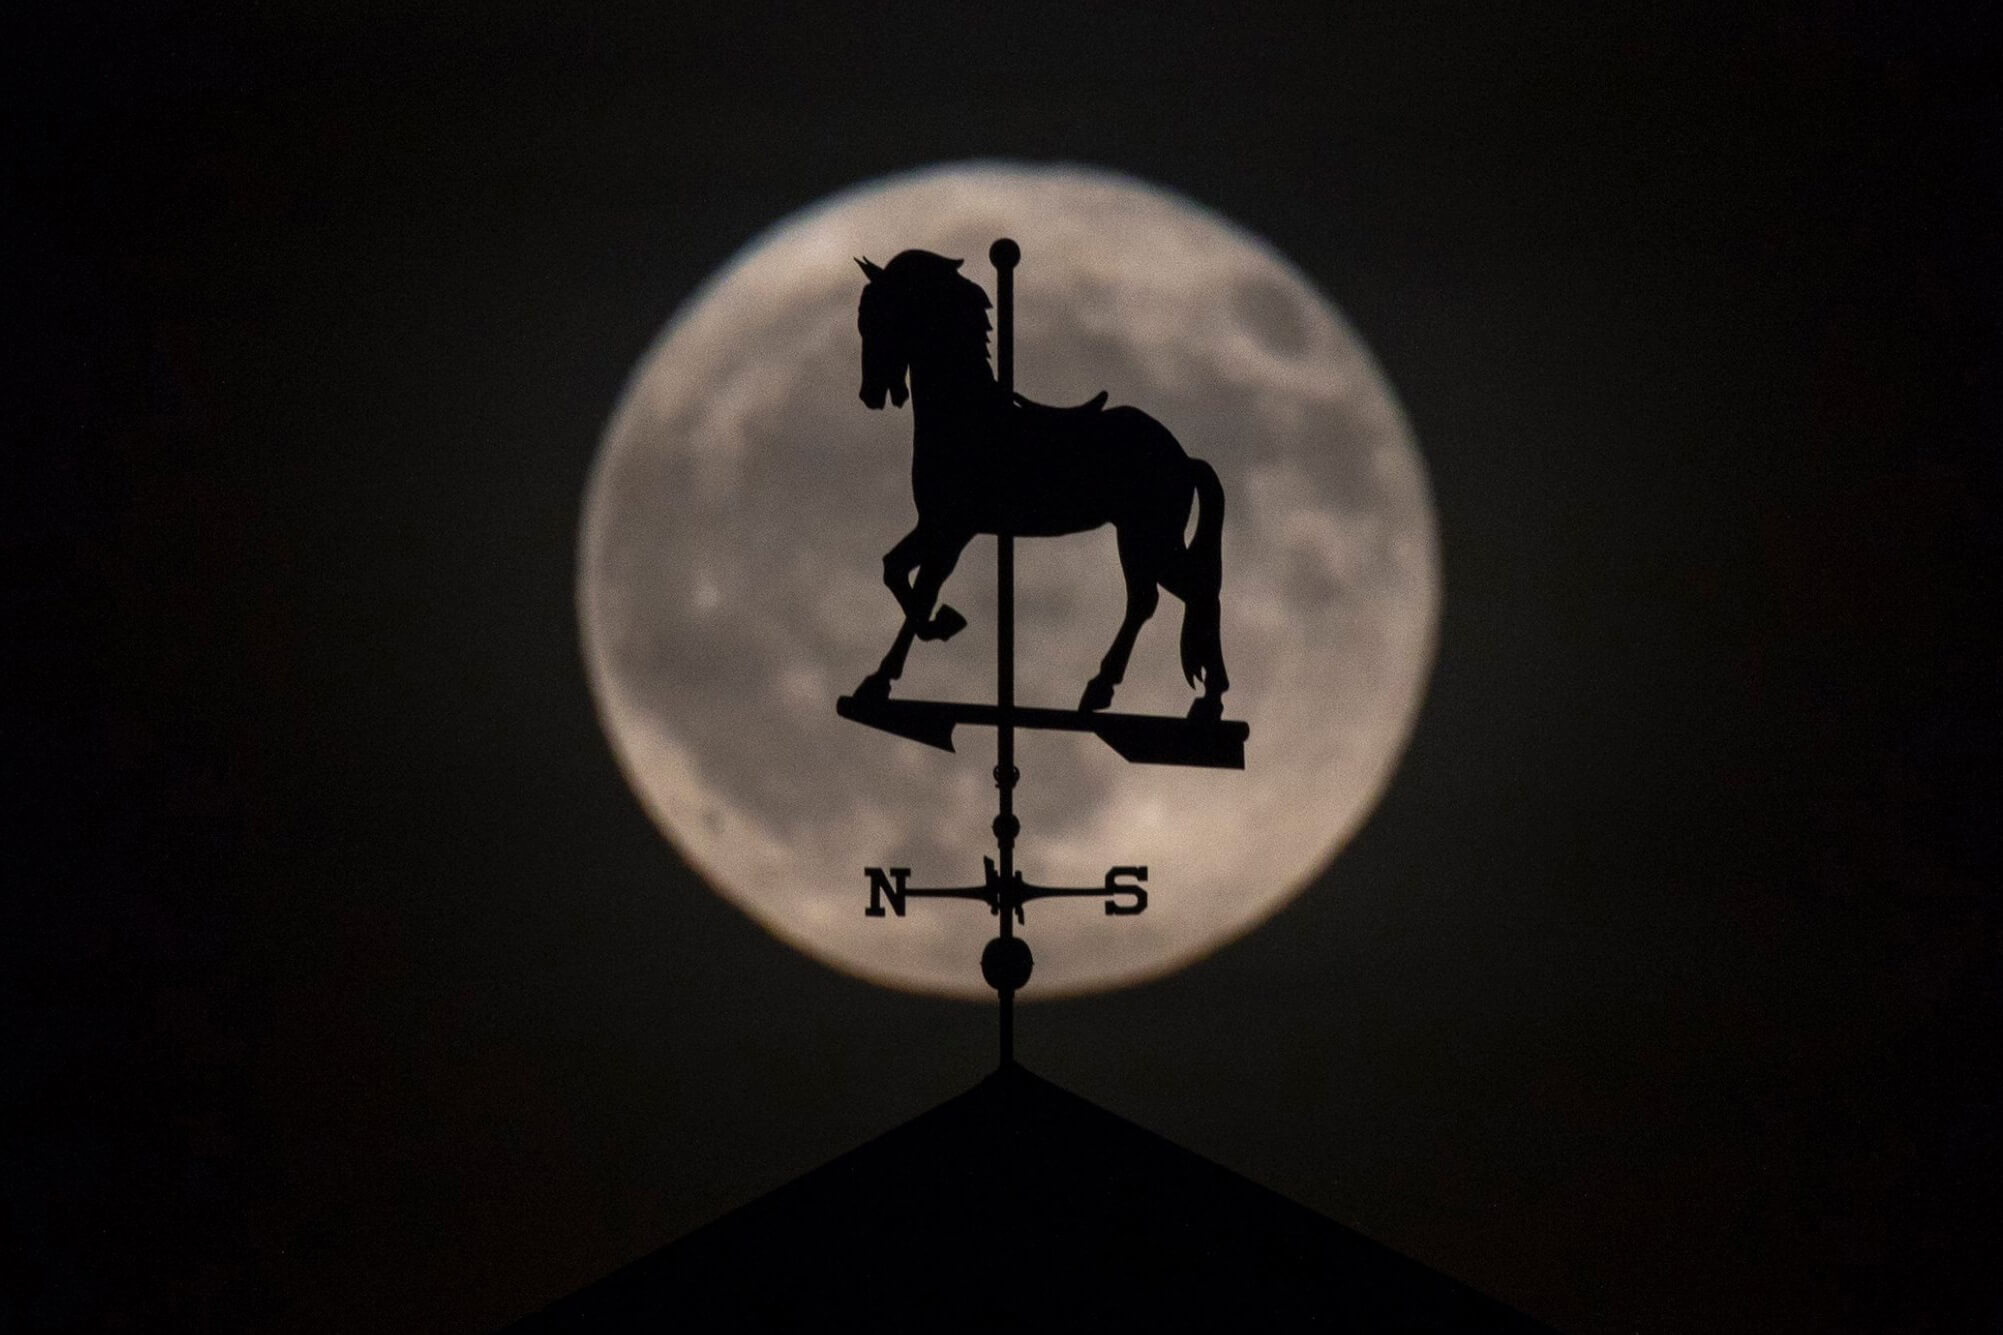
[{"xmin": 865, "ymin": 867, "xmax": 911, "ymax": 918}]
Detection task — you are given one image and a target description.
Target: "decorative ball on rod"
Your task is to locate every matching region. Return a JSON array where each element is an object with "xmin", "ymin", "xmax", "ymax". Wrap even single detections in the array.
[{"xmin": 981, "ymin": 935, "xmax": 1034, "ymax": 993}]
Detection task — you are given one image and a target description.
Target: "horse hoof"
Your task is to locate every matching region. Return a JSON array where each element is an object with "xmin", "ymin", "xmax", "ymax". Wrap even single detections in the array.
[
  {"xmin": 854, "ymin": 675, "xmax": 892, "ymax": 702},
  {"xmin": 1078, "ymin": 679, "xmax": 1115, "ymax": 713},
  {"xmin": 922, "ymin": 604, "xmax": 967, "ymax": 642},
  {"xmin": 1187, "ymin": 695, "xmax": 1223, "ymax": 723}
]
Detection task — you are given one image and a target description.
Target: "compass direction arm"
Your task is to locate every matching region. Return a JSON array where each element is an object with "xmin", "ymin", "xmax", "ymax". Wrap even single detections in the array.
[
  {"xmin": 863, "ymin": 866, "xmax": 997, "ymax": 918},
  {"xmin": 1011, "ymin": 866, "xmax": 1148, "ymax": 916},
  {"xmin": 864, "ymin": 862, "xmax": 1147, "ymax": 919}
]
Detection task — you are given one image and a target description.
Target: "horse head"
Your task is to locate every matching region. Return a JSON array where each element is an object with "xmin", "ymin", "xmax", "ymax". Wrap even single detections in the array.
[
  {"xmin": 855, "ymin": 257, "xmax": 907, "ymax": 409},
  {"xmin": 855, "ymin": 251, "xmax": 992, "ymax": 410}
]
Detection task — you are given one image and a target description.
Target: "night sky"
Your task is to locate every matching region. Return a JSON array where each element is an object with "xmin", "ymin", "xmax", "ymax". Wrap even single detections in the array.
[{"xmin": 16, "ymin": 4, "xmax": 1998, "ymax": 1331}]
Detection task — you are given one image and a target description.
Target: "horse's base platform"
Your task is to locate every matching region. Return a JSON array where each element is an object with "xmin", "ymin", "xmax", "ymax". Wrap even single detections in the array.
[{"xmin": 837, "ymin": 693, "xmax": 1248, "ymax": 769}]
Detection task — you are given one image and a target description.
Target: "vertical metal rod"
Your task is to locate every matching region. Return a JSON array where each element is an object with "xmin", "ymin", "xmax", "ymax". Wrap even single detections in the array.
[
  {"xmin": 990, "ymin": 237, "xmax": 1020, "ymax": 1068},
  {"xmin": 999, "ymin": 984, "xmax": 1014, "ymax": 1068}
]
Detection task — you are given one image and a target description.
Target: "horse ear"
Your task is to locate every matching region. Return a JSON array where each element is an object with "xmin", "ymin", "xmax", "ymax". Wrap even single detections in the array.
[{"xmin": 856, "ymin": 257, "xmax": 883, "ymax": 280}]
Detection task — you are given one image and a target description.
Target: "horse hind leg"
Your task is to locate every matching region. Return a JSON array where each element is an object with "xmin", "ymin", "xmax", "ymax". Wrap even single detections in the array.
[
  {"xmin": 1157, "ymin": 558, "xmax": 1229, "ymax": 721},
  {"xmin": 1079, "ymin": 530, "xmax": 1162, "ymax": 713}
]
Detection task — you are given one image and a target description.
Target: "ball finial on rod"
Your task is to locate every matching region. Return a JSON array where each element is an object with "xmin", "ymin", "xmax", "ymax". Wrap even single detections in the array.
[
  {"xmin": 982, "ymin": 935, "xmax": 1033, "ymax": 992},
  {"xmin": 989, "ymin": 237, "xmax": 1021, "ymax": 270}
]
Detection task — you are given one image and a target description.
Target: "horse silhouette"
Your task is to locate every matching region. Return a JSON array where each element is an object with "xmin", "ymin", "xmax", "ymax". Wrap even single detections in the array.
[{"xmin": 853, "ymin": 249, "xmax": 1230, "ymax": 720}]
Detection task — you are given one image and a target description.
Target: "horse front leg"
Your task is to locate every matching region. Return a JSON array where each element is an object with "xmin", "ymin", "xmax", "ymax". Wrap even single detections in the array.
[
  {"xmin": 880, "ymin": 526, "xmax": 925, "ymax": 620},
  {"xmin": 855, "ymin": 622, "xmax": 922, "ymax": 702},
  {"xmin": 879, "ymin": 525, "xmax": 967, "ymax": 642},
  {"xmin": 857, "ymin": 530, "xmax": 970, "ymax": 700}
]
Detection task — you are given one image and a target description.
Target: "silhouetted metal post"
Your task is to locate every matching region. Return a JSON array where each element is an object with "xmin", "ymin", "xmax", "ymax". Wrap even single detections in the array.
[{"xmin": 991, "ymin": 237, "xmax": 1021, "ymax": 1068}]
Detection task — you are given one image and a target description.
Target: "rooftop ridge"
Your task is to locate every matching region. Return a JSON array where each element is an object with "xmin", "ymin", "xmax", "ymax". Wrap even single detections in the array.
[{"xmin": 505, "ymin": 1066, "xmax": 1553, "ymax": 1331}]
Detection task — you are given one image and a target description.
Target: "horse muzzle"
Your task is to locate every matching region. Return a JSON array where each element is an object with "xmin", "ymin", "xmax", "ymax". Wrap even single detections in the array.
[{"xmin": 859, "ymin": 380, "xmax": 907, "ymax": 410}]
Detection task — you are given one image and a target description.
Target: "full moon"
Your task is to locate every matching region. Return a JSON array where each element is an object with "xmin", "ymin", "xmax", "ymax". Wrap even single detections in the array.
[{"xmin": 580, "ymin": 163, "xmax": 1438, "ymax": 999}]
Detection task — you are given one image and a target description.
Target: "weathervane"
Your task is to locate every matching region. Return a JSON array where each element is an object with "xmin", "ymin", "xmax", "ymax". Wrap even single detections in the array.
[{"xmin": 840, "ymin": 238, "xmax": 1249, "ymax": 1065}]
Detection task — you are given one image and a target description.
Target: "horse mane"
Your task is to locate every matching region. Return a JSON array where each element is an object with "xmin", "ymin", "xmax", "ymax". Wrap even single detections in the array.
[{"xmin": 877, "ymin": 250, "xmax": 993, "ymax": 369}]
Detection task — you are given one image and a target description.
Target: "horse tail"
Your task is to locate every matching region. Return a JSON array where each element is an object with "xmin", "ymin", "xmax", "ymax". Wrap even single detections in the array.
[{"xmin": 1178, "ymin": 457, "xmax": 1226, "ymax": 689}]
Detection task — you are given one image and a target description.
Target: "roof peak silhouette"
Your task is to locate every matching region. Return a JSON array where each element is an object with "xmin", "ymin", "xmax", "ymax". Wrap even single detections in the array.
[{"xmin": 504, "ymin": 1065, "xmax": 1552, "ymax": 1331}]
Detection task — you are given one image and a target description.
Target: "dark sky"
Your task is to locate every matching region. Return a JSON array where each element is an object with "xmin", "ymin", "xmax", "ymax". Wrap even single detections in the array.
[{"xmin": 15, "ymin": 3, "xmax": 1998, "ymax": 1331}]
